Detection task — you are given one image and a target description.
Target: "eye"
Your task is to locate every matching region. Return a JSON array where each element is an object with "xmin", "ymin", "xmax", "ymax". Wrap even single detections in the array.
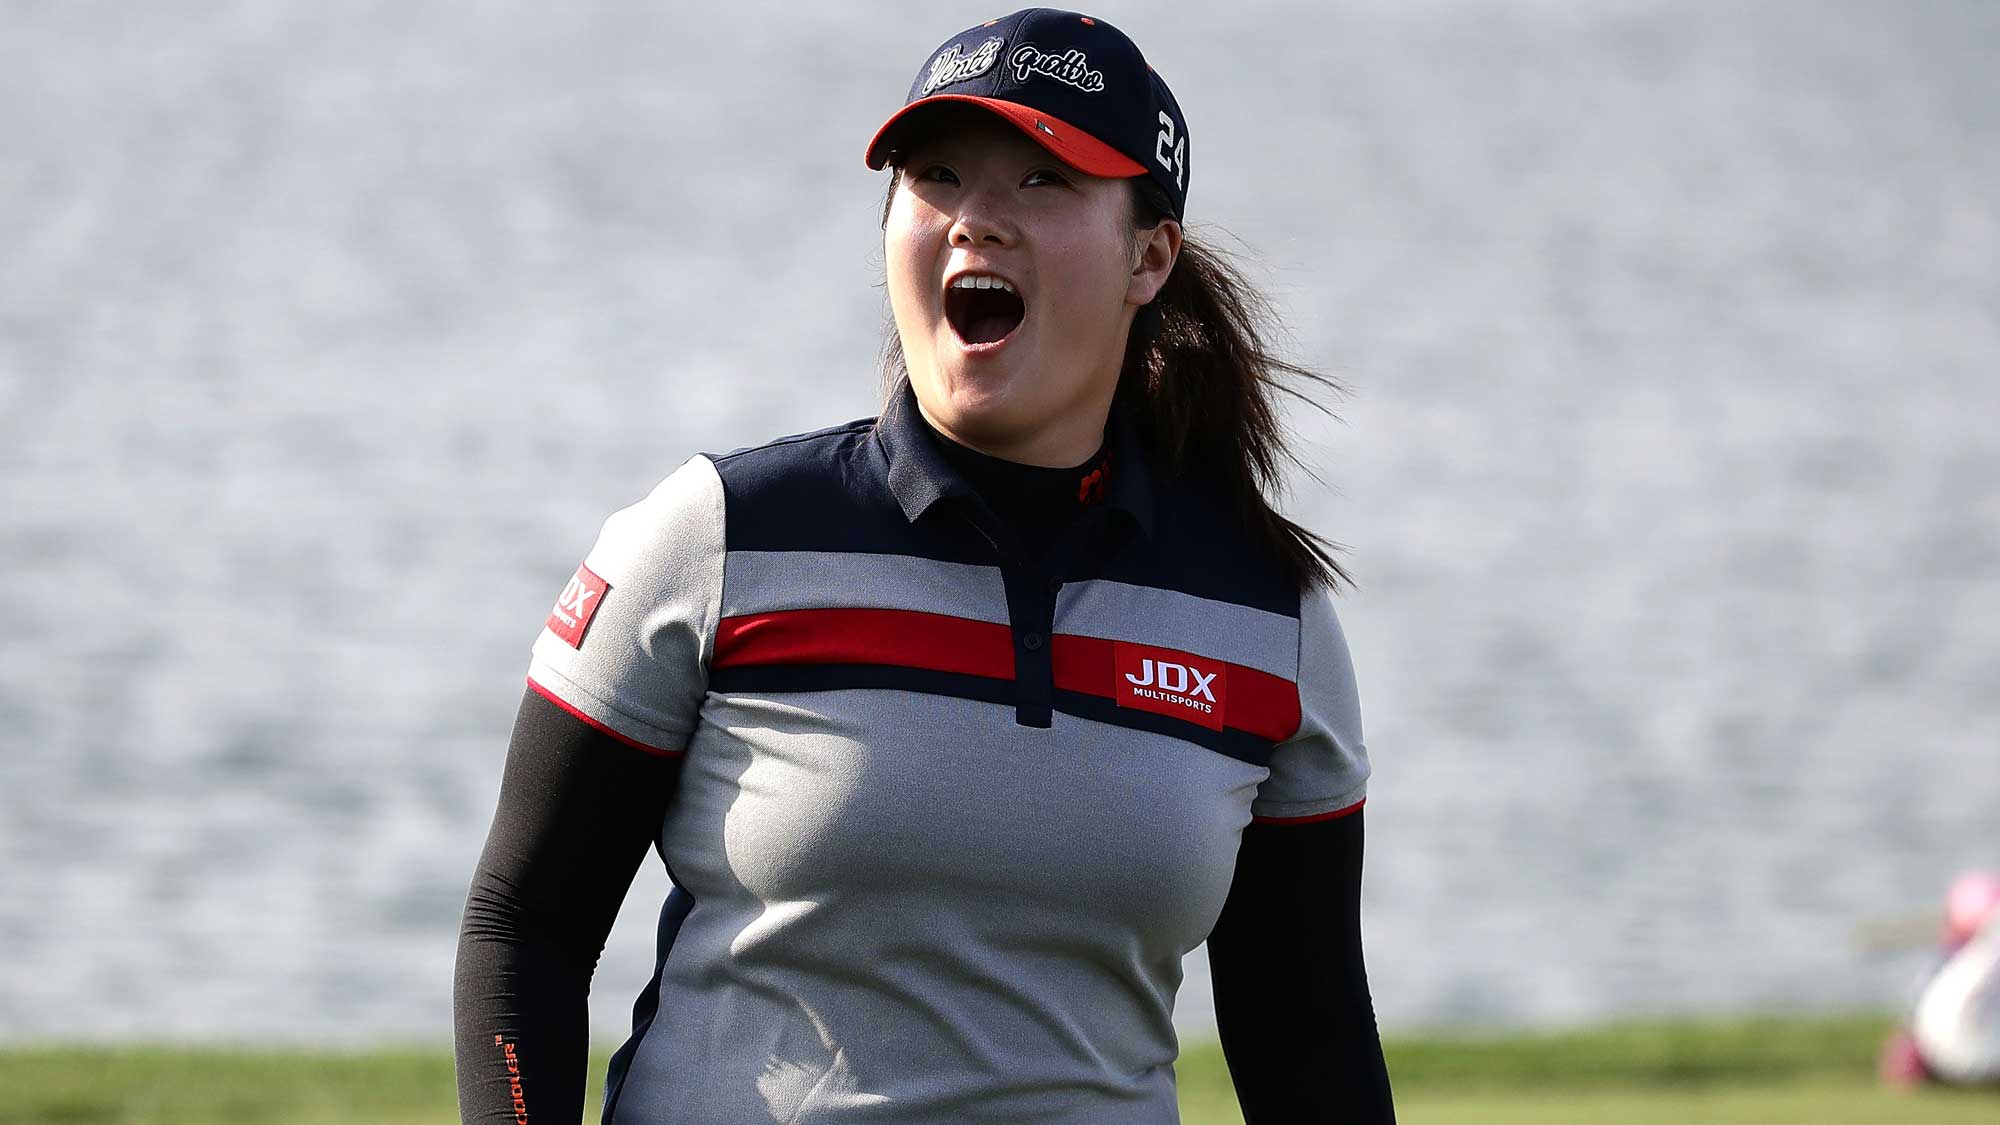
[
  {"xmin": 914, "ymin": 164, "xmax": 958, "ymax": 185},
  {"xmin": 1024, "ymin": 167, "xmax": 1070, "ymax": 187}
]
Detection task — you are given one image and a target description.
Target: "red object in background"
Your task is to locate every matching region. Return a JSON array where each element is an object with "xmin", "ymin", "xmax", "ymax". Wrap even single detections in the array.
[
  {"xmin": 1879, "ymin": 1027, "xmax": 1930, "ymax": 1088},
  {"xmin": 1945, "ymin": 870, "xmax": 2000, "ymax": 946}
]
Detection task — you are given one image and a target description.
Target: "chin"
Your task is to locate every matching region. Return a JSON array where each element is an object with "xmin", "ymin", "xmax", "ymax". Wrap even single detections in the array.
[
  {"xmin": 928, "ymin": 352, "xmax": 1025, "ymax": 416},
  {"xmin": 932, "ymin": 392, "xmax": 1014, "ymax": 443}
]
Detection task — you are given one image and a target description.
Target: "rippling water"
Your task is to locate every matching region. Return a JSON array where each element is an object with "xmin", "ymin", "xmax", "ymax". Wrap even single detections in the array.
[{"xmin": 3, "ymin": 0, "xmax": 1997, "ymax": 1045}]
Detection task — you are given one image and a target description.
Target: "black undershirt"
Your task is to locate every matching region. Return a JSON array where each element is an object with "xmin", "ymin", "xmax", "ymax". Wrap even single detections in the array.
[
  {"xmin": 914, "ymin": 410, "xmax": 1113, "ymax": 561},
  {"xmin": 452, "ymin": 426, "xmax": 1394, "ymax": 1124}
]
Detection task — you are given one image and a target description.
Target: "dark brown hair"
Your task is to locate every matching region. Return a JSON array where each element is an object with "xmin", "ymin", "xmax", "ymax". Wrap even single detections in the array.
[{"xmin": 876, "ymin": 166, "xmax": 1352, "ymax": 594}]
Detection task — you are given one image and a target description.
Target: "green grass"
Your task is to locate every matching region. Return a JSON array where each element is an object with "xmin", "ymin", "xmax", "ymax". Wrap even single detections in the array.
[{"xmin": 1, "ymin": 1014, "xmax": 1993, "ymax": 1124}]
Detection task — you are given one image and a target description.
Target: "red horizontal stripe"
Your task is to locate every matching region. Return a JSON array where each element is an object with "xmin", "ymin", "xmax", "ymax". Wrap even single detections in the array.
[
  {"xmin": 1251, "ymin": 797, "xmax": 1365, "ymax": 826},
  {"xmin": 1050, "ymin": 634, "xmax": 1300, "ymax": 741},
  {"xmin": 713, "ymin": 609, "xmax": 1301, "ymax": 742},
  {"xmin": 714, "ymin": 608, "xmax": 1015, "ymax": 680},
  {"xmin": 526, "ymin": 675, "xmax": 684, "ymax": 758}
]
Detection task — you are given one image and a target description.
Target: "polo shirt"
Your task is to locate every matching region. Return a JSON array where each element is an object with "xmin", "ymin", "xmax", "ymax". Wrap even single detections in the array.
[{"xmin": 525, "ymin": 376, "xmax": 1371, "ymax": 1124}]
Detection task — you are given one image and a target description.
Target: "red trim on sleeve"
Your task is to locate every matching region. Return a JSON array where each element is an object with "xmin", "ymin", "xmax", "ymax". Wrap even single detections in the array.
[
  {"xmin": 525, "ymin": 675, "xmax": 684, "ymax": 758},
  {"xmin": 1250, "ymin": 797, "xmax": 1365, "ymax": 826}
]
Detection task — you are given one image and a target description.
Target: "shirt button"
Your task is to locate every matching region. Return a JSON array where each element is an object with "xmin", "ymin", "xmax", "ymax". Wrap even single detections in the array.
[{"xmin": 1021, "ymin": 632, "xmax": 1044, "ymax": 651}]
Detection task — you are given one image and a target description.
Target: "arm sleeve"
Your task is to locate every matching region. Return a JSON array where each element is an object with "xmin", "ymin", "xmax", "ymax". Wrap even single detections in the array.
[
  {"xmin": 1252, "ymin": 585, "xmax": 1370, "ymax": 824},
  {"xmin": 455, "ymin": 455, "xmax": 726, "ymax": 1122},
  {"xmin": 1207, "ymin": 810, "xmax": 1396, "ymax": 1124},
  {"xmin": 454, "ymin": 688, "xmax": 682, "ymax": 1124}
]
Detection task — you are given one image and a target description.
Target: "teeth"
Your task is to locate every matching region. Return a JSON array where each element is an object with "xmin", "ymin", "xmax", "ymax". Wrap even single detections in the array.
[{"xmin": 950, "ymin": 274, "xmax": 1016, "ymax": 294}]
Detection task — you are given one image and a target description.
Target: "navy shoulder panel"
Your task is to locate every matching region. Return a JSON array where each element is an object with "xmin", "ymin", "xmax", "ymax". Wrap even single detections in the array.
[
  {"xmin": 705, "ymin": 418, "xmax": 1305, "ymax": 615},
  {"xmin": 1102, "ymin": 474, "xmax": 1301, "ymax": 619},
  {"xmin": 706, "ymin": 419, "xmax": 987, "ymax": 563}
]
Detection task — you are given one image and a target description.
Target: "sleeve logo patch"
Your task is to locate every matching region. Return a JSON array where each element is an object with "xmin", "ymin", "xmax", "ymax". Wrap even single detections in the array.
[
  {"xmin": 545, "ymin": 563, "xmax": 609, "ymax": 649},
  {"xmin": 1114, "ymin": 641, "xmax": 1226, "ymax": 730}
]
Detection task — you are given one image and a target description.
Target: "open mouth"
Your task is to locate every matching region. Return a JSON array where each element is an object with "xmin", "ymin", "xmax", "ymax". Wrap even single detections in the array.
[{"xmin": 944, "ymin": 276, "xmax": 1026, "ymax": 347}]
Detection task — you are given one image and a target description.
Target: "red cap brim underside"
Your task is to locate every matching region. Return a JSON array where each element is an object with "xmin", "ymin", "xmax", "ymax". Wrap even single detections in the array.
[{"xmin": 863, "ymin": 95, "xmax": 1146, "ymax": 178}]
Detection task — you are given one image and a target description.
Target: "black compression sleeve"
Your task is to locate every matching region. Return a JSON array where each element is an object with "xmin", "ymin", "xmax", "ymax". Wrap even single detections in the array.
[
  {"xmin": 1207, "ymin": 810, "xmax": 1396, "ymax": 1124},
  {"xmin": 453, "ymin": 687, "xmax": 682, "ymax": 1125}
]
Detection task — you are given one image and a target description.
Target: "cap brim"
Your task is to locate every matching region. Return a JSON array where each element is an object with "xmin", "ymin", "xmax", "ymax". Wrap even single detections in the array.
[{"xmin": 863, "ymin": 95, "xmax": 1147, "ymax": 178}]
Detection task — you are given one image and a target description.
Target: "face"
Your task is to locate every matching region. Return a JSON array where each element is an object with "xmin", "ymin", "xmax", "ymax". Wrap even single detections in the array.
[{"xmin": 884, "ymin": 107, "xmax": 1181, "ymax": 466}]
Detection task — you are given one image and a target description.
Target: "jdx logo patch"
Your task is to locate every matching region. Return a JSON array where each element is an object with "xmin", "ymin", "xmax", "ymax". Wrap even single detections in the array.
[
  {"xmin": 545, "ymin": 563, "xmax": 609, "ymax": 649},
  {"xmin": 1113, "ymin": 641, "xmax": 1226, "ymax": 730}
]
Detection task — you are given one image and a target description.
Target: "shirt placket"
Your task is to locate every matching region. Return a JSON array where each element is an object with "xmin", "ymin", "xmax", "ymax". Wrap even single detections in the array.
[{"xmin": 954, "ymin": 500, "xmax": 1128, "ymax": 729}]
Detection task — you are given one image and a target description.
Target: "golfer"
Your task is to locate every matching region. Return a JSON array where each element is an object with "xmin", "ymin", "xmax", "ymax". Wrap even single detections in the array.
[{"xmin": 455, "ymin": 8, "xmax": 1395, "ymax": 1123}]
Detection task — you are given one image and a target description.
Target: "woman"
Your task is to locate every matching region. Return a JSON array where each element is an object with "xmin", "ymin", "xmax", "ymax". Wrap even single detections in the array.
[{"xmin": 455, "ymin": 9, "xmax": 1395, "ymax": 1123}]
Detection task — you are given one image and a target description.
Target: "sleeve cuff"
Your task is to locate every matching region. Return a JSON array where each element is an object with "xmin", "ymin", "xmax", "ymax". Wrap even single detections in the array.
[
  {"xmin": 525, "ymin": 671, "xmax": 685, "ymax": 758},
  {"xmin": 1249, "ymin": 795, "xmax": 1365, "ymax": 826}
]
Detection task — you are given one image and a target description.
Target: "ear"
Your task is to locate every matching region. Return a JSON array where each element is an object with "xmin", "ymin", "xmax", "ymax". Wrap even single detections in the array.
[{"xmin": 1125, "ymin": 218, "xmax": 1183, "ymax": 308}]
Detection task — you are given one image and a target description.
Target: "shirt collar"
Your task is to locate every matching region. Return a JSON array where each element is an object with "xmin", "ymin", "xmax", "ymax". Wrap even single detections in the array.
[{"xmin": 876, "ymin": 375, "xmax": 1157, "ymax": 541}]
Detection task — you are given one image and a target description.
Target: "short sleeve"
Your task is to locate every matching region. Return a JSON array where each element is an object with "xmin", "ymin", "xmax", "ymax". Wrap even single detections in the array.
[
  {"xmin": 524, "ymin": 455, "xmax": 725, "ymax": 755},
  {"xmin": 1249, "ymin": 584, "xmax": 1371, "ymax": 824}
]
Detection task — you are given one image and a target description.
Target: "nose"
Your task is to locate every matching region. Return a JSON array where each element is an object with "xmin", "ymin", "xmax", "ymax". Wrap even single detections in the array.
[
  {"xmin": 947, "ymin": 184, "xmax": 1015, "ymax": 248},
  {"xmin": 949, "ymin": 214, "xmax": 1011, "ymax": 247}
]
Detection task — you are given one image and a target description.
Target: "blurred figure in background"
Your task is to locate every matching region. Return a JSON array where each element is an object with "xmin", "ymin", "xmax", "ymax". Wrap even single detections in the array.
[{"xmin": 1880, "ymin": 869, "xmax": 2000, "ymax": 1087}]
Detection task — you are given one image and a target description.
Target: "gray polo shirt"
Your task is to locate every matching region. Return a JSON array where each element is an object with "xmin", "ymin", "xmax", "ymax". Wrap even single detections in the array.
[{"xmin": 526, "ymin": 381, "xmax": 1370, "ymax": 1123}]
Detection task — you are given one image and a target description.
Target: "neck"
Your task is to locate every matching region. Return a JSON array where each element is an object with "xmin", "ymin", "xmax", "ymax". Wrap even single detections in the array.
[
  {"xmin": 913, "ymin": 401, "xmax": 1112, "ymax": 468},
  {"xmin": 912, "ymin": 405, "xmax": 1113, "ymax": 543}
]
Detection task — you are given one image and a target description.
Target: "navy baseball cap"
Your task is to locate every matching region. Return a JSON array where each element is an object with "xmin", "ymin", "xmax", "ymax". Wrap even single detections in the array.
[{"xmin": 864, "ymin": 8, "xmax": 1190, "ymax": 218}]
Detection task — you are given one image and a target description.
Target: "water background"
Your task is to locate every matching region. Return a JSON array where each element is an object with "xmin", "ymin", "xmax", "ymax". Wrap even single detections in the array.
[{"xmin": 3, "ymin": 0, "xmax": 1997, "ymax": 1046}]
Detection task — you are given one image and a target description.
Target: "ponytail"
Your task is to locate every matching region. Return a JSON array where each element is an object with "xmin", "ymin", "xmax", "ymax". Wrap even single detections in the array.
[
  {"xmin": 876, "ymin": 168, "xmax": 1351, "ymax": 594},
  {"xmin": 1119, "ymin": 178, "xmax": 1352, "ymax": 593}
]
